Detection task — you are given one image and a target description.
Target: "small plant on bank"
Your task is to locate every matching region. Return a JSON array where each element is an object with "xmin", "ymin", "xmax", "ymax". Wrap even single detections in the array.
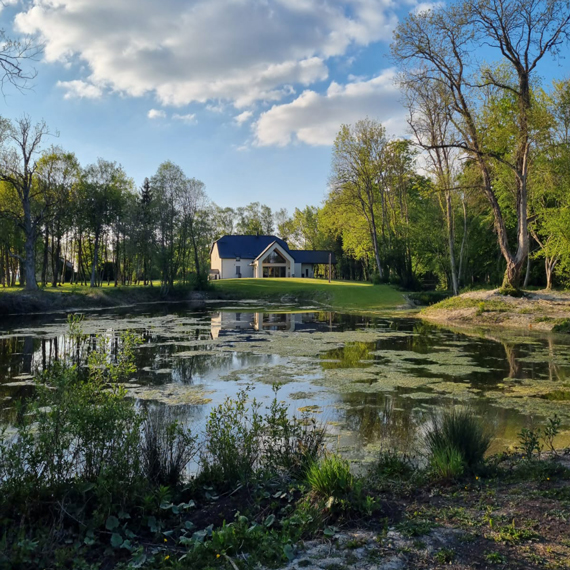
[
  {"xmin": 371, "ymin": 450, "xmax": 415, "ymax": 480},
  {"xmin": 307, "ymin": 454, "xmax": 354, "ymax": 499},
  {"xmin": 141, "ymin": 406, "xmax": 198, "ymax": 487},
  {"xmin": 425, "ymin": 409, "xmax": 491, "ymax": 478},
  {"xmin": 516, "ymin": 414, "xmax": 561, "ymax": 461},
  {"xmin": 430, "ymin": 445, "xmax": 465, "ymax": 480}
]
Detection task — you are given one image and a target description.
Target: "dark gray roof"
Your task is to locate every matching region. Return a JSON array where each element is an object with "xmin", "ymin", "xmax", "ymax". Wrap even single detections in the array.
[
  {"xmin": 214, "ymin": 235, "xmax": 289, "ymax": 259},
  {"xmin": 213, "ymin": 235, "xmax": 336, "ymax": 264}
]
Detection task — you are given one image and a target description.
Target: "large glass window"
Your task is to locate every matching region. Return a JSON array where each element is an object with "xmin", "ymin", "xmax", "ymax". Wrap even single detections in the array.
[
  {"xmin": 263, "ymin": 266, "xmax": 286, "ymax": 278},
  {"xmin": 263, "ymin": 250, "xmax": 286, "ymax": 264}
]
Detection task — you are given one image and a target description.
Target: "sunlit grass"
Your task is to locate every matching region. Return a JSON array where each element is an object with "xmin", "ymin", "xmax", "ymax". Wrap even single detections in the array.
[{"xmin": 213, "ymin": 278, "xmax": 405, "ymax": 311}]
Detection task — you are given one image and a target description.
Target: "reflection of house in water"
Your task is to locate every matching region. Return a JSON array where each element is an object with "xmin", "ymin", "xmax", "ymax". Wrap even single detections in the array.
[{"xmin": 210, "ymin": 311, "xmax": 332, "ymax": 339}]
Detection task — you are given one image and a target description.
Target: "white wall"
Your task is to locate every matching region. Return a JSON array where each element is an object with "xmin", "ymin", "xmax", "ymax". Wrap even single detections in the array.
[{"xmin": 301, "ymin": 264, "xmax": 314, "ymax": 278}]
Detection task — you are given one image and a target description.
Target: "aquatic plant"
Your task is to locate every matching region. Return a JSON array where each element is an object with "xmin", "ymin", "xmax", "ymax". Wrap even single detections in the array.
[
  {"xmin": 425, "ymin": 409, "xmax": 491, "ymax": 474},
  {"xmin": 141, "ymin": 406, "xmax": 198, "ymax": 487}
]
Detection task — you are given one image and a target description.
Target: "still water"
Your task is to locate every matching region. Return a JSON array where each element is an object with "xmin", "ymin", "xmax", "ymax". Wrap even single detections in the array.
[{"xmin": 1, "ymin": 302, "xmax": 570, "ymax": 460}]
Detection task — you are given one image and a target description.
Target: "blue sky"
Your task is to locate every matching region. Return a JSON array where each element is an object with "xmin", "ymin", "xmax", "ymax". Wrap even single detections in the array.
[{"xmin": 0, "ymin": 0, "xmax": 567, "ymax": 211}]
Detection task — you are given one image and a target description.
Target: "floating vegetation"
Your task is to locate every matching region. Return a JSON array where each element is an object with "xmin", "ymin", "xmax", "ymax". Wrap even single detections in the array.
[{"xmin": 126, "ymin": 384, "xmax": 213, "ymax": 406}]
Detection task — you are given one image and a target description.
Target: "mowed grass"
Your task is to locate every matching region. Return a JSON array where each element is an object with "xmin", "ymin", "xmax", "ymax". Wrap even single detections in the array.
[{"xmin": 213, "ymin": 278, "xmax": 406, "ymax": 311}]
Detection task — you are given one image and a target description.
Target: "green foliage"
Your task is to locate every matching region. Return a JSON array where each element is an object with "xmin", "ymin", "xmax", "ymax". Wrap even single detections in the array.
[
  {"xmin": 429, "ymin": 445, "xmax": 465, "ymax": 480},
  {"xmin": 517, "ymin": 415, "xmax": 561, "ymax": 460},
  {"xmin": 408, "ymin": 290, "xmax": 451, "ymax": 306},
  {"xmin": 552, "ymin": 318, "xmax": 570, "ymax": 333},
  {"xmin": 141, "ymin": 407, "xmax": 198, "ymax": 487},
  {"xmin": 497, "ymin": 285, "xmax": 524, "ymax": 297},
  {"xmin": 425, "ymin": 409, "xmax": 491, "ymax": 477},
  {"xmin": 201, "ymin": 385, "xmax": 325, "ymax": 487},
  {"xmin": 0, "ymin": 334, "xmax": 143, "ymax": 508},
  {"xmin": 370, "ymin": 450, "xmax": 415, "ymax": 480},
  {"xmin": 306, "ymin": 455, "xmax": 354, "ymax": 499}
]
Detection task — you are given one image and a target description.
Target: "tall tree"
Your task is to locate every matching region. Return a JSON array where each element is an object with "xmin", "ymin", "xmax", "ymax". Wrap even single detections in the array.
[
  {"xmin": 0, "ymin": 117, "xmax": 52, "ymax": 290},
  {"xmin": 330, "ymin": 119, "xmax": 388, "ymax": 279},
  {"xmin": 393, "ymin": 0, "xmax": 570, "ymax": 288}
]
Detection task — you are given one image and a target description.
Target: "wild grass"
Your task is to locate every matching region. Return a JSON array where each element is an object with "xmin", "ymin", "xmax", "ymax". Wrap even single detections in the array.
[
  {"xmin": 306, "ymin": 455, "xmax": 354, "ymax": 498},
  {"xmin": 425, "ymin": 409, "xmax": 491, "ymax": 477}
]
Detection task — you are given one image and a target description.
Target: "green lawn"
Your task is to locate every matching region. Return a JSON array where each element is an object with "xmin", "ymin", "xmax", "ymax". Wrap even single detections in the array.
[{"xmin": 212, "ymin": 278, "xmax": 406, "ymax": 312}]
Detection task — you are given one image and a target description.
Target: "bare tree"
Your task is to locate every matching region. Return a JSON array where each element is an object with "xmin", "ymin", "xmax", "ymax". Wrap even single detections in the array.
[
  {"xmin": 406, "ymin": 79, "xmax": 463, "ymax": 294},
  {"xmin": 0, "ymin": 117, "xmax": 53, "ymax": 290},
  {"xmin": 0, "ymin": 28, "xmax": 40, "ymax": 94},
  {"xmin": 393, "ymin": 0, "xmax": 570, "ymax": 288}
]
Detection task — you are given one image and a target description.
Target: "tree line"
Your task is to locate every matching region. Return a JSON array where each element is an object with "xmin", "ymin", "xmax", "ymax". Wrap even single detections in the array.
[{"xmin": 1, "ymin": 0, "xmax": 569, "ymax": 293}]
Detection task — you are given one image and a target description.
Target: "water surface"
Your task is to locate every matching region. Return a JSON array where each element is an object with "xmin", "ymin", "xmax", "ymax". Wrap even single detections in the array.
[{"xmin": 2, "ymin": 302, "xmax": 569, "ymax": 460}]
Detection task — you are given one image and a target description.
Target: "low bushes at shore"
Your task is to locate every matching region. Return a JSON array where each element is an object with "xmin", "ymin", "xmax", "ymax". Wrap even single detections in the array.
[{"xmin": 1, "ymin": 324, "xmax": 569, "ymax": 569}]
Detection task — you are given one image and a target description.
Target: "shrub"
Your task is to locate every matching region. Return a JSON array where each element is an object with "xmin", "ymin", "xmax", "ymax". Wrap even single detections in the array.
[
  {"xmin": 201, "ymin": 386, "xmax": 263, "ymax": 485},
  {"xmin": 141, "ymin": 406, "xmax": 198, "ymax": 487},
  {"xmin": 552, "ymin": 319, "xmax": 570, "ymax": 333},
  {"xmin": 0, "ymin": 331, "xmax": 144, "ymax": 510},
  {"xmin": 201, "ymin": 386, "xmax": 325, "ymax": 487},
  {"xmin": 498, "ymin": 284, "xmax": 524, "ymax": 297},
  {"xmin": 425, "ymin": 409, "xmax": 491, "ymax": 475},
  {"xmin": 263, "ymin": 387, "xmax": 325, "ymax": 477},
  {"xmin": 306, "ymin": 455, "xmax": 354, "ymax": 498}
]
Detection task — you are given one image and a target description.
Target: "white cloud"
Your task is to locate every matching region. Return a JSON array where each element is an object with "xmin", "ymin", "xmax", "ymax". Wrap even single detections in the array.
[
  {"xmin": 15, "ymin": 0, "xmax": 397, "ymax": 107},
  {"xmin": 234, "ymin": 111, "xmax": 253, "ymax": 125},
  {"xmin": 148, "ymin": 109, "xmax": 166, "ymax": 119},
  {"xmin": 253, "ymin": 69, "xmax": 407, "ymax": 146},
  {"xmin": 57, "ymin": 79, "xmax": 103, "ymax": 99},
  {"xmin": 412, "ymin": 2, "xmax": 444, "ymax": 14},
  {"xmin": 172, "ymin": 113, "xmax": 196, "ymax": 124}
]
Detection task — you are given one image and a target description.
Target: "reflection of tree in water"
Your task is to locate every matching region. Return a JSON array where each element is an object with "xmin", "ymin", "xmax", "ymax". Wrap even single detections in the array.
[
  {"xmin": 320, "ymin": 342, "xmax": 376, "ymax": 369},
  {"xmin": 338, "ymin": 392, "xmax": 424, "ymax": 451}
]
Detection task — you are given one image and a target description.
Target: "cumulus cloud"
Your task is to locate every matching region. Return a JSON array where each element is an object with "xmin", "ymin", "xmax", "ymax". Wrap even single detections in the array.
[
  {"xmin": 172, "ymin": 113, "xmax": 196, "ymax": 124},
  {"xmin": 148, "ymin": 109, "xmax": 166, "ymax": 119},
  {"xmin": 234, "ymin": 111, "xmax": 253, "ymax": 125},
  {"xmin": 57, "ymin": 80, "xmax": 103, "ymax": 99},
  {"xmin": 15, "ymin": 0, "xmax": 397, "ymax": 107},
  {"xmin": 253, "ymin": 69, "xmax": 407, "ymax": 146},
  {"xmin": 413, "ymin": 2, "xmax": 444, "ymax": 14}
]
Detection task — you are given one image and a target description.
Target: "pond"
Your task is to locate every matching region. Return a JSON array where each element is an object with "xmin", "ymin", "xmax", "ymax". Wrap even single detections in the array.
[{"xmin": 2, "ymin": 301, "xmax": 570, "ymax": 461}]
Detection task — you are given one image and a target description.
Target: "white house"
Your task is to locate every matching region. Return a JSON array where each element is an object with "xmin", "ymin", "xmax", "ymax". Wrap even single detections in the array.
[{"xmin": 209, "ymin": 235, "xmax": 335, "ymax": 280}]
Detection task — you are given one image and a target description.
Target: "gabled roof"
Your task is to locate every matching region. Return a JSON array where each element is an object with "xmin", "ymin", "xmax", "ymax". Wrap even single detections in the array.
[
  {"xmin": 212, "ymin": 235, "xmax": 337, "ymax": 265},
  {"xmin": 253, "ymin": 240, "xmax": 295, "ymax": 263},
  {"xmin": 213, "ymin": 235, "xmax": 289, "ymax": 259}
]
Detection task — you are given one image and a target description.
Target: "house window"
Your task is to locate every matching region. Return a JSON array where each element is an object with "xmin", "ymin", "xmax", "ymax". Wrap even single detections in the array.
[
  {"xmin": 263, "ymin": 250, "xmax": 286, "ymax": 264},
  {"xmin": 263, "ymin": 266, "xmax": 286, "ymax": 278},
  {"xmin": 236, "ymin": 257, "xmax": 240, "ymax": 261},
  {"xmin": 236, "ymin": 265, "xmax": 241, "ymax": 277}
]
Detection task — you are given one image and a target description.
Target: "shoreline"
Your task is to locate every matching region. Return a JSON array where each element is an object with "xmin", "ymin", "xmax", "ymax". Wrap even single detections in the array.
[{"xmin": 420, "ymin": 288, "xmax": 570, "ymax": 333}]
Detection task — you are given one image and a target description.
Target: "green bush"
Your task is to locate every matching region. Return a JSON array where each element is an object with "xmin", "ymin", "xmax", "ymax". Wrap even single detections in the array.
[
  {"xmin": 306, "ymin": 455, "xmax": 354, "ymax": 498},
  {"xmin": 425, "ymin": 409, "xmax": 491, "ymax": 476},
  {"xmin": 201, "ymin": 386, "xmax": 325, "ymax": 487},
  {"xmin": 0, "ymin": 335, "xmax": 143, "ymax": 509}
]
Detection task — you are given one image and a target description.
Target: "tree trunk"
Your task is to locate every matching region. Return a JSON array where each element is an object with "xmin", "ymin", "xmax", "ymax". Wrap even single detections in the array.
[
  {"xmin": 90, "ymin": 231, "xmax": 100, "ymax": 288},
  {"xmin": 445, "ymin": 192, "xmax": 459, "ymax": 295},
  {"xmin": 41, "ymin": 225, "xmax": 49, "ymax": 286},
  {"xmin": 523, "ymin": 252, "xmax": 531, "ymax": 288}
]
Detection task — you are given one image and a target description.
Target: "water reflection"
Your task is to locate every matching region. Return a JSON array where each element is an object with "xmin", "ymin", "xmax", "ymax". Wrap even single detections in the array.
[{"xmin": 1, "ymin": 305, "xmax": 570, "ymax": 455}]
